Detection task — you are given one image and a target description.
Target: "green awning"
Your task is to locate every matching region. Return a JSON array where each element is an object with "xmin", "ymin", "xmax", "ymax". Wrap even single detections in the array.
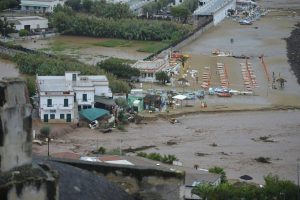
[{"xmin": 79, "ymin": 108, "xmax": 109, "ymax": 122}]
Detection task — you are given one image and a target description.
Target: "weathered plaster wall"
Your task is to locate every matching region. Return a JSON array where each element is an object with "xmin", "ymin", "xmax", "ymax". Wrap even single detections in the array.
[
  {"xmin": 52, "ymin": 158, "xmax": 184, "ymax": 200},
  {"xmin": 0, "ymin": 78, "xmax": 32, "ymax": 172}
]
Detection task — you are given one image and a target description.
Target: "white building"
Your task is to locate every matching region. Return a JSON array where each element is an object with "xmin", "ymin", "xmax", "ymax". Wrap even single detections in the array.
[
  {"xmin": 20, "ymin": 0, "xmax": 65, "ymax": 13},
  {"xmin": 7, "ymin": 16, "xmax": 48, "ymax": 31},
  {"xmin": 193, "ymin": 0, "xmax": 236, "ymax": 25},
  {"xmin": 37, "ymin": 71, "xmax": 112, "ymax": 123}
]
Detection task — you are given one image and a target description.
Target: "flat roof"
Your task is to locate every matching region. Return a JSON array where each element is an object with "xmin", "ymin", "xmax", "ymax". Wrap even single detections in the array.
[
  {"xmin": 194, "ymin": 0, "xmax": 235, "ymax": 15},
  {"xmin": 37, "ymin": 77, "xmax": 71, "ymax": 92},
  {"xmin": 185, "ymin": 173, "xmax": 221, "ymax": 186}
]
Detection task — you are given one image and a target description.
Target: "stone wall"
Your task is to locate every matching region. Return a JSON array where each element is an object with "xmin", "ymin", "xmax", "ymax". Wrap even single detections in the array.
[
  {"xmin": 0, "ymin": 78, "xmax": 32, "ymax": 172},
  {"xmin": 0, "ymin": 164, "xmax": 59, "ymax": 200},
  {"xmin": 52, "ymin": 158, "xmax": 185, "ymax": 200}
]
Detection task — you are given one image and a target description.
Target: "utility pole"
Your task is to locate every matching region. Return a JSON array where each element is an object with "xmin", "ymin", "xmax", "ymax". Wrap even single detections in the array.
[{"xmin": 297, "ymin": 159, "xmax": 300, "ymax": 200}]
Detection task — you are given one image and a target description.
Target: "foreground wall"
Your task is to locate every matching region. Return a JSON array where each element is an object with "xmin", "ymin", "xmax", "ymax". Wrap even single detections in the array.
[
  {"xmin": 0, "ymin": 78, "xmax": 32, "ymax": 172},
  {"xmin": 53, "ymin": 158, "xmax": 185, "ymax": 200}
]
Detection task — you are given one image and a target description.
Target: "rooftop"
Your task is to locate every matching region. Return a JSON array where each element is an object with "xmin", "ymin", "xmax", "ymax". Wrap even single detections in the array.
[
  {"xmin": 185, "ymin": 172, "xmax": 221, "ymax": 186},
  {"xmin": 37, "ymin": 77, "xmax": 71, "ymax": 92},
  {"xmin": 194, "ymin": 0, "xmax": 235, "ymax": 15}
]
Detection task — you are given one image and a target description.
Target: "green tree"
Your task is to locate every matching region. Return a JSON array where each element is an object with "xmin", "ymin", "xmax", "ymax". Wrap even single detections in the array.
[
  {"xmin": 82, "ymin": 0, "xmax": 92, "ymax": 11},
  {"xmin": 115, "ymin": 97, "xmax": 128, "ymax": 109},
  {"xmin": 209, "ymin": 166, "xmax": 227, "ymax": 183},
  {"xmin": 155, "ymin": 71, "xmax": 169, "ymax": 84},
  {"xmin": 262, "ymin": 174, "xmax": 298, "ymax": 200},
  {"xmin": 19, "ymin": 29, "xmax": 29, "ymax": 37},
  {"xmin": 97, "ymin": 58, "xmax": 140, "ymax": 80},
  {"xmin": 0, "ymin": 16, "xmax": 15, "ymax": 37},
  {"xmin": 181, "ymin": 0, "xmax": 198, "ymax": 13},
  {"xmin": 65, "ymin": 0, "xmax": 81, "ymax": 11},
  {"xmin": 0, "ymin": 0, "xmax": 19, "ymax": 11},
  {"xmin": 171, "ymin": 6, "xmax": 190, "ymax": 22},
  {"xmin": 192, "ymin": 183, "xmax": 214, "ymax": 200},
  {"xmin": 25, "ymin": 76, "xmax": 36, "ymax": 98}
]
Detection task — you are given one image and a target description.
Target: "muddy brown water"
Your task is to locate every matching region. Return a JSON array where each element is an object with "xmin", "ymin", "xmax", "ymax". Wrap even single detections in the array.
[
  {"xmin": 33, "ymin": 110, "xmax": 300, "ymax": 185},
  {"xmin": 15, "ymin": 35, "xmax": 151, "ymax": 65}
]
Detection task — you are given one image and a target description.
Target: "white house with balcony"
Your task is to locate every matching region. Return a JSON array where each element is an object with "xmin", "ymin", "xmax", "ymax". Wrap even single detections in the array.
[
  {"xmin": 37, "ymin": 71, "xmax": 112, "ymax": 123},
  {"xmin": 20, "ymin": 0, "xmax": 65, "ymax": 13}
]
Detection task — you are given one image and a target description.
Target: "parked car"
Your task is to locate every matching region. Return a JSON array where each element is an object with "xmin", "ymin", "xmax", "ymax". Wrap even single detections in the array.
[
  {"xmin": 239, "ymin": 19, "xmax": 253, "ymax": 25},
  {"xmin": 89, "ymin": 120, "xmax": 99, "ymax": 129},
  {"xmin": 195, "ymin": 90, "xmax": 205, "ymax": 99}
]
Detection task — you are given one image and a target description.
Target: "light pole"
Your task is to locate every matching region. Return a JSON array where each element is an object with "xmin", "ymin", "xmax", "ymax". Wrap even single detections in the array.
[{"xmin": 297, "ymin": 159, "xmax": 299, "ymax": 200}]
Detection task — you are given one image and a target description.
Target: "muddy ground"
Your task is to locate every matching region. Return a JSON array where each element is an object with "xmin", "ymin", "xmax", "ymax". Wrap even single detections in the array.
[
  {"xmin": 33, "ymin": 110, "xmax": 300, "ymax": 185},
  {"xmin": 1, "ymin": 0, "xmax": 298, "ymax": 186}
]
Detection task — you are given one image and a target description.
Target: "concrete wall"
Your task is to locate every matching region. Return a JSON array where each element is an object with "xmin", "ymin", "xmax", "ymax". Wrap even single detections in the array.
[
  {"xmin": 213, "ymin": 0, "xmax": 236, "ymax": 25},
  {"xmin": 0, "ymin": 78, "xmax": 32, "ymax": 172},
  {"xmin": 0, "ymin": 78, "xmax": 59, "ymax": 200},
  {"xmin": 52, "ymin": 158, "xmax": 185, "ymax": 200}
]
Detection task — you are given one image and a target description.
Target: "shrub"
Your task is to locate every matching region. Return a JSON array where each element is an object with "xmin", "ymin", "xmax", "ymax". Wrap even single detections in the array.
[
  {"xmin": 98, "ymin": 146, "xmax": 106, "ymax": 154},
  {"xmin": 137, "ymin": 152, "xmax": 178, "ymax": 164},
  {"xmin": 40, "ymin": 126, "xmax": 51, "ymax": 138},
  {"xmin": 136, "ymin": 152, "xmax": 147, "ymax": 157},
  {"xmin": 19, "ymin": 29, "xmax": 29, "ymax": 37}
]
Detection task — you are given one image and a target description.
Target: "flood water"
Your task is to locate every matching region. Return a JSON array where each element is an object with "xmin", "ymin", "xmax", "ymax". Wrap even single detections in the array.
[{"xmin": 15, "ymin": 35, "xmax": 151, "ymax": 65}]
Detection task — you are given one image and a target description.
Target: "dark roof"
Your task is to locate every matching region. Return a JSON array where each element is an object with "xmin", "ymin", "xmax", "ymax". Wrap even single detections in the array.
[
  {"xmin": 185, "ymin": 173, "xmax": 221, "ymax": 186},
  {"xmin": 94, "ymin": 96, "xmax": 116, "ymax": 106},
  {"xmin": 33, "ymin": 156, "xmax": 134, "ymax": 200},
  {"xmin": 79, "ymin": 108, "xmax": 109, "ymax": 121}
]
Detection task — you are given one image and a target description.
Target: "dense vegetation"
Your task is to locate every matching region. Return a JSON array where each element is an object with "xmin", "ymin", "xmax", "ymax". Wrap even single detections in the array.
[
  {"xmin": 0, "ymin": 16, "xmax": 15, "ymax": 37},
  {"xmin": 193, "ymin": 172, "xmax": 299, "ymax": 200},
  {"xmin": 0, "ymin": 0, "xmax": 19, "ymax": 11},
  {"xmin": 171, "ymin": 0, "xmax": 198, "ymax": 22},
  {"xmin": 155, "ymin": 71, "xmax": 170, "ymax": 84},
  {"xmin": 97, "ymin": 58, "xmax": 140, "ymax": 80},
  {"xmin": 142, "ymin": 0, "xmax": 171, "ymax": 16},
  {"xmin": 10, "ymin": 52, "xmax": 130, "ymax": 93},
  {"xmin": 50, "ymin": 6, "xmax": 192, "ymax": 42},
  {"xmin": 65, "ymin": 0, "xmax": 132, "ymax": 19}
]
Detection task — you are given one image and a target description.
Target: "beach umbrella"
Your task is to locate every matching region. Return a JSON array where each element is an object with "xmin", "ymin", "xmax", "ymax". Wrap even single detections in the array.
[{"xmin": 240, "ymin": 175, "xmax": 253, "ymax": 180}]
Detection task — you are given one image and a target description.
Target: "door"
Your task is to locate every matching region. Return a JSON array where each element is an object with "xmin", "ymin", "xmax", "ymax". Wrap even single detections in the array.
[
  {"xmin": 66, "ymin": 114, "xmax": 71, "ymax": 122},
  {"xmin": 44, "ymin": 114, "xmax": 48, "ymax": 122}
]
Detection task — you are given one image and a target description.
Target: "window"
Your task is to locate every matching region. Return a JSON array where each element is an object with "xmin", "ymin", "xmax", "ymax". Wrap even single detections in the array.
[
  {"xmin": 83, "ymin": 105, "xmax": 88, "ymax": 109},
  {"xmin": 47, "ymin": 99, "xmax": 52, "ymax": 107},
  {"xmin": 60, "ymin": 114, "xmax": 64, "ymax": 119},
  {"xmin": 64, "ymin": 99, "xmax": 68, "ymax": 107},
  {"xmin": 82, "ymin": 94, "xmax": 87, "ymax": 102},
  {"xmin": 50, "ymin": 114, "xmax": 55, "ymax": 119},
  {"xmin": 72, "ymin": 74, "xmax": 77, "ymax": 81},
  {"xmin": 44, "ymin": 114, "xmax": 48, "ymax": 122}
]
